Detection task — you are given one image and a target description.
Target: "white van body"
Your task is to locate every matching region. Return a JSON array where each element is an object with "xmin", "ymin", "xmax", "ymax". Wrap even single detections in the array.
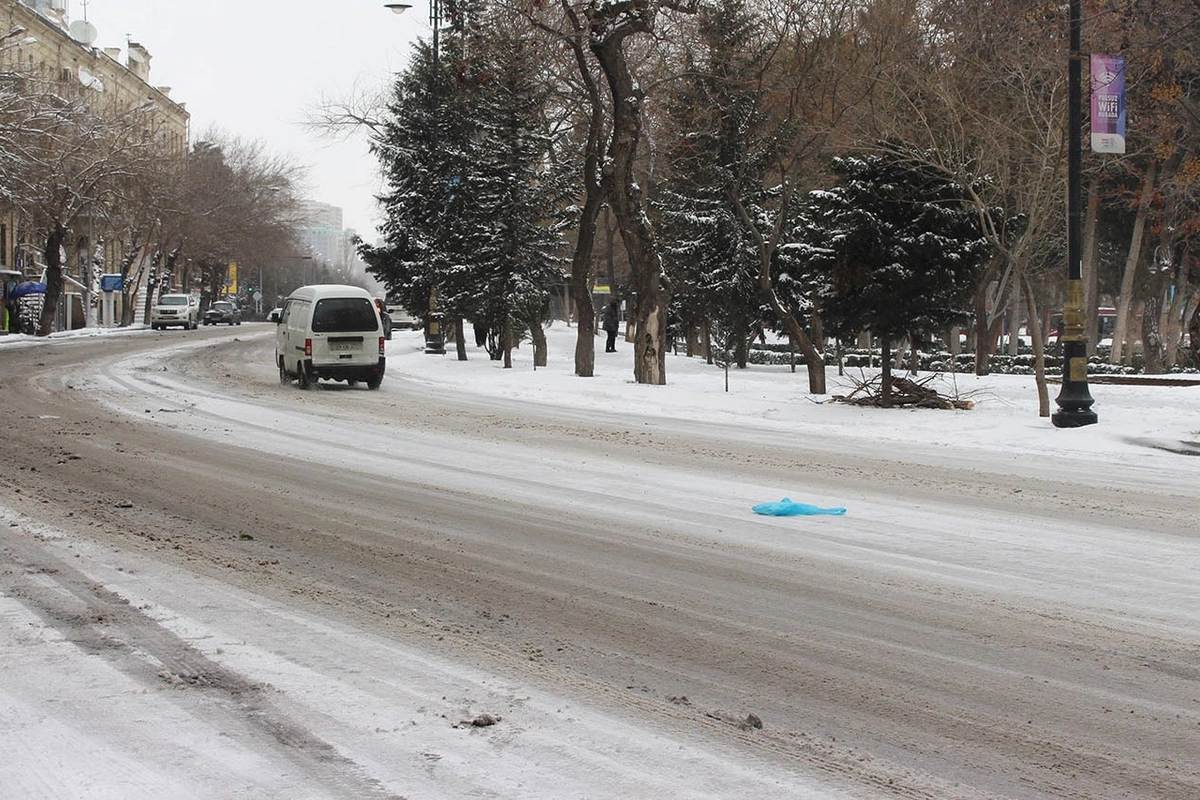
[
  {"xmin": 273, "ymin": 284, "xmax": 386, "ymax": 389},
  {"xmin": 150, "ymin": 293, "xmax": 198, "ymax": 330}
]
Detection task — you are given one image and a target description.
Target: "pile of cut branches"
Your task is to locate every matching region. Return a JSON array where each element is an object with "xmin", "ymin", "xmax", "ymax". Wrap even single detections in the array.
[{"xmin": 831, "ymin": 374, "xmax": 975, "ymax": 410}]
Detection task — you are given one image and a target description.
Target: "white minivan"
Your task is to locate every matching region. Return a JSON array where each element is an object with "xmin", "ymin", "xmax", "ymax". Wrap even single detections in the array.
[{"xmin": 271, "ymin": 284, "xmax": 386, "ymax": 389}]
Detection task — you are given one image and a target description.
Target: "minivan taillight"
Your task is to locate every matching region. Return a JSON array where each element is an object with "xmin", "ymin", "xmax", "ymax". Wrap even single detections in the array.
[
  {"xmin": 378, "ymin": 337, "xmax": 386, "ymax": 355},
  {"xmin": 304, "ymin": 338, "xmax": 312, "ymax": 357}
]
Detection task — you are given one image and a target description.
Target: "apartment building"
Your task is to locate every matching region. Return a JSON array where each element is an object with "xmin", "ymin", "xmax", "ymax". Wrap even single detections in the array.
[{"xmin": 1, "ymin": 0, "xmax": 189, "ymax": 322}]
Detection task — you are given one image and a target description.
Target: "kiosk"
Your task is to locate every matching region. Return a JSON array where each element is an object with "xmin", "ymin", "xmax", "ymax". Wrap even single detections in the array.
[{"xmin": 100, "ymin": 273, "xmax": 122, "ymax": 327}]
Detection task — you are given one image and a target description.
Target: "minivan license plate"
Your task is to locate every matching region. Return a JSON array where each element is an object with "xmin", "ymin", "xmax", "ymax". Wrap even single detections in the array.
[{"xmin": 329, "ymin": 341, "xmax": 359, "ymax": 352}]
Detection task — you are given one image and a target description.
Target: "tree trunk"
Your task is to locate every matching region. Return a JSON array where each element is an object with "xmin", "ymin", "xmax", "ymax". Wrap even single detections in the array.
[
  {"xmin": 1165, "ymin": 289, "xmax": 1197, "ymax": 367},
  {"xmin": 735, "ymin": 324, "xmax": 749, "ymax": 369},
  {"xmin": 760, "ymin": 287, "xmax": 825, "ymax": 393},
  {"xmin": 37, "ymin": 224, "xmax": 68, "ymax": 336},
  {"xmin": 1020, "ymin": 271, "xmax": 1050, "ymax": 417},
  {"xmin": 1007, "ymin": 286, "xmax": 1021, "ymax": 356},
  {"xmin": 119, "ymin": 242, "xmax": 144, "ymax": 327},
  {"xmin": 454, "ymin": 317, "xmax": 468, "ymax": 361},
  {"xmin": 529, "ymin": 318, "xmax": 548, "ymax": 368},
  {"xmin": 973, "ymin": 275, "xmax": 991, "ymax": 376},
  {"xmin": 972, "ymin": 255, "xmax": 1010, "ymax": 375},
  {"xmin": 880, "ymin": 339, "xmax": 893, "ymax": 406},
  {"xmin": 1111, "ymin": 162, "xmax": 1155, "ymax": 364},
  {"xmin": 604, "ymin": 208, "xmax": 618, "ymax": 288},
  {"xmin": 630, "ymin": 284, "xmax": 667, "ymax": 385},
  {"xmin": 1189, "ymin": 302, "xmax": 1200, "ymax": 366},
  {"xmin": 1141, "ymin": 268, "xmax": 1168, "ymax": 374},
  {"xmin": 502, "ymin": 314, "xmax": 513, "ymax": 369},
  {"xmin": 592, "ymin": 27, "xmax": 667, "ymax": 386},
  {"xmin": 142, "ymin": 250, "xmax": 162, "ymax": 328},
  {"xmin": 1083, "ymin": 179, "xmax": 1101, "ymax": 355},
  {"xmin": 571, "ymin": 259, "xmax": 598, "ymax": 377},
  {"xmin": 561, "ymin": 17, "xmax": 604, "ymax": 379}
]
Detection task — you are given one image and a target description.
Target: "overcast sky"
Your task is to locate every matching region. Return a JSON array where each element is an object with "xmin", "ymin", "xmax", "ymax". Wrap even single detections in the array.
[{"xmin": 64, "ymin": 0, "xmax": 425, "ymax": 238}]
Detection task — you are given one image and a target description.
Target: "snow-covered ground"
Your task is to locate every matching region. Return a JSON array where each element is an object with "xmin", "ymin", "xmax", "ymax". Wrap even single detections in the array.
[
  {"xmin": 5, "ymin": 322, "xmax": 1195, "ymax": 463},
  {"xmin": 2, "ymin": 323, "xmax": 1198, "ymax": 798},
  {"xmin": 385, "ymin": 325, "xmax": 1199, "ymax": 474}
]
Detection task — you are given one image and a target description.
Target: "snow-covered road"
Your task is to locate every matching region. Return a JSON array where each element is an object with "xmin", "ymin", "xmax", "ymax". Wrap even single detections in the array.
[{"xmin": 2, "ymin": 324, "xmax": 1198, "ymax": 798}]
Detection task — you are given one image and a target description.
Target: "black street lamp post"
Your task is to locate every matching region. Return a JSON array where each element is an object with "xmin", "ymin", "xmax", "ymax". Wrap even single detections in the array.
[{"xmin": 1053, "ymin": 0, "xmax": 1098, "ymax": 427}]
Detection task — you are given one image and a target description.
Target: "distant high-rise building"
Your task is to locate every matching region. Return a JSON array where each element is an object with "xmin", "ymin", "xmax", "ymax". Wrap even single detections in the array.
[{"xmin": 298, "ymin": 201, "xmax": 346, "ymax": 274}]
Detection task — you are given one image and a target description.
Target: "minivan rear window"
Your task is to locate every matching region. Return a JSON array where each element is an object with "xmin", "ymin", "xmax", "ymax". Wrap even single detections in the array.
[{"xmin": 311, "ymin": 297, "xmax": 378, "ymax": 333}]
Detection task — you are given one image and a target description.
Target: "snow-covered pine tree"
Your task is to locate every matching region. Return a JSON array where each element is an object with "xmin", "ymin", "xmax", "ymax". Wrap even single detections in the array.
[
  {"xmin": 364, "ymin": 7, "xmax": 566, "ymax": 364},
  {"xmin": 465, "ymin": 20, "xmax": 569, "ymax": 368},
  {"xmin": 659, "ymin": 0, "xmax": 769, "ymax": 369},
  {"xmin": 363, "ymin": 36, "xmax": 461, "ymax": 346},
  {"xmin": 798, "ymin": 150, "xmax": 990, "ymax": 404}
]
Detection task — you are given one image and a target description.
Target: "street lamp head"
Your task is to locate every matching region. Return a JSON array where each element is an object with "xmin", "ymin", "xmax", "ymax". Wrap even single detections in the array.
[
  {"xmin": 385, "ymin": 3, "xmax": 412, "ymax": 13},
  {"xmin": 0, "ymin": 35, "xmax": 35, "ymax": 53}
]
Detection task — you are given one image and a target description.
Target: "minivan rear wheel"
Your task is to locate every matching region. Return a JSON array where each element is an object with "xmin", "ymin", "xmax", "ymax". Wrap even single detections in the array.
[
  {"xmin": 297, "ymin": 363, "xmax": 314, "ymax": 390},
  {"xmin": 278, "ymin": 359, "xmax": 289, "ymax": 385}
]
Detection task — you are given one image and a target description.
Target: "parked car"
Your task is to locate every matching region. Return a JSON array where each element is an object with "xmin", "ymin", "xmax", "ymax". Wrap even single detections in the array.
[
  {"xmin": 273, "ymin": 284, "xmax": 386, "ymax": 389},
  {"xmin": 203, "ymin": 300, "xmax": 241, "ymax": 326},
  {"xmin": 385, "ymin": 295, "xmax": 420, "ymax": 330},
  {"xmin": 374, "ymin": 298, "xmax": 392, "ymax": 340},
  {"xmin": 150, "ymin": 293, "xmax": 198, "ymax": 330}
]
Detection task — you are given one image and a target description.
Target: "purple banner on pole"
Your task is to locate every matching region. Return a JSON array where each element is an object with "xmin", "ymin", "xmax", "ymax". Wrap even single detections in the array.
[{"xmin": 1091, "ymin": 54, "xmax": 1126, "ymax": 154}]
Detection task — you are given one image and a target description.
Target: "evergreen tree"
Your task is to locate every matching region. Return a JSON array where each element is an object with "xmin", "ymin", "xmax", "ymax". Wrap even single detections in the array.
[
  {"xmin": 362, "ymin": 38, "xmax": 458, "ymax": 334},
  {"xmin": 659, "ymin": 0, "xmax": 772, "ymax": 367},
  {"xmin": 797, "ymin": 151, "xmax": 989, "ymax": 403},
  {"xmin": 465, "ymin": 23, "xmax": 569, "ymax": 366},
  {"xmin": 364, "ymin": 9, "xmax": 566, "ymax": 364}
]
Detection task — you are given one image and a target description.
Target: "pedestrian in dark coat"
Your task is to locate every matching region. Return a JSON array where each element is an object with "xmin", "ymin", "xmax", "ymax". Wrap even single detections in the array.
[{"xmin": 602, "ymin": 297, "xmax": 620, "ymax": 352}]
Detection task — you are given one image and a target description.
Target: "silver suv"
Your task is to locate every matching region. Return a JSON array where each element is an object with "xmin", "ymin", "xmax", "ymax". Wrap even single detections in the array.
[{"xmin": 151, "ymin": 294, "xmax": 198, "ymax": 330}]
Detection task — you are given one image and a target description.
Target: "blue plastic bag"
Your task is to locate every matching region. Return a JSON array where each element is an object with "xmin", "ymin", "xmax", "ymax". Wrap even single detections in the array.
[{"xmin": 752, "ymin": 497, "xmax": 846, "ymax": 517}]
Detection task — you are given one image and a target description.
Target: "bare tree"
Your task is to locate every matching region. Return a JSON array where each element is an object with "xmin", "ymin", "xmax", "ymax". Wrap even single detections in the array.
[
  {"xmin": 1104, "ymin": 1, "xmax": 1200, "ymax": 370},
  {"xmin": 583, "ymin": 0, "xmax": 702, "ymax": 385},
  {"xmin": 518, "ymin": 0, "xmax": 613, "ymax": 377},
  {"xmin": 101, "ymin": 138, "xmax": 188, "ymax": 326},
  {"xmin": 169, "ymin": 131, "xmax": 306, "ymax": 310},
  {"xmin": 740, "ymin": 0, "xmax": 893, "ymax": 395},
  {"xmin": 0, "ymin": 72, "xmax": 162, "ymax": 335},
  {"xmin": 866, "ymin": 1, "xmax": 1074, "ymax": 415}
]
